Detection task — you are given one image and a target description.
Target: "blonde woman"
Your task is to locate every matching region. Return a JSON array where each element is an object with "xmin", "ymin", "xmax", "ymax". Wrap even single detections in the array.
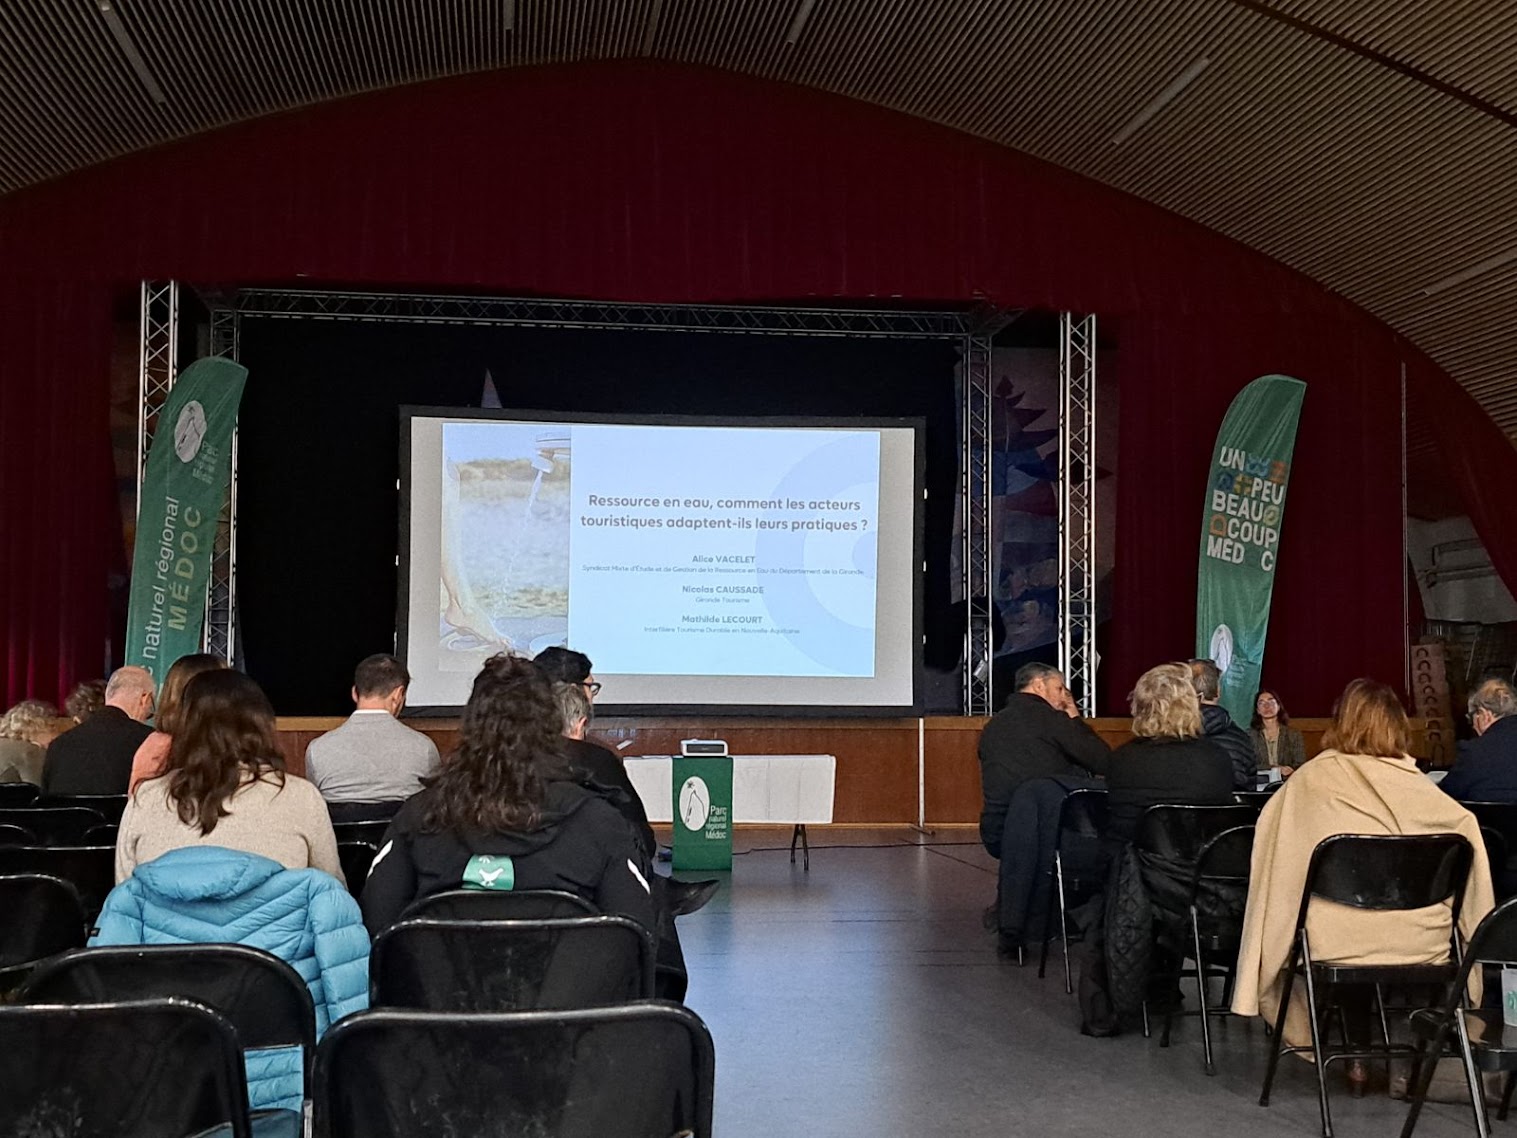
[
  {"xmin": 0, "ymin": 699, "xmax": 61, "ymax": 785},
  {"xmin": 1105, "ymin": 662, "xmax": 1235, "ymax": 842}
]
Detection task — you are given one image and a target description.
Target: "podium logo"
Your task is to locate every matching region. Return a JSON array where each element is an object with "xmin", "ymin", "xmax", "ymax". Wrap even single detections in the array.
[{"xmin": 679, "ymin": 776, "xmax": 711, "ymax": 831}]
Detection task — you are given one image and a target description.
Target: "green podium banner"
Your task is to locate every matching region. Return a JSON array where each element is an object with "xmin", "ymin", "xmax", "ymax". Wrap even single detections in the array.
[
  {"xmin": 671, "ymin": 756, "xmax": 733, "ymax": 871},
  {"xmin": 1196, "ymin": 374, "xmax": 1306, "ymax": 725},
  {"xmin": 125, "ymin": 356, "xmax": 248, "ymax": 679}
]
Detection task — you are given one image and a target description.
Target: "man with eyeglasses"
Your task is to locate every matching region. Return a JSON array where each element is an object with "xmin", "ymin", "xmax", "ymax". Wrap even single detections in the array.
[{"xmin": 534, "ymin": 646, "xmax": 718, "ymax": 923}]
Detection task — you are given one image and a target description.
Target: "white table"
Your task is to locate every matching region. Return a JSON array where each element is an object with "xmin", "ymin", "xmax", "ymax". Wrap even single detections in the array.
[{"xmin": 623, "ymin": 754, "xmax": 837, "ymax": 869}]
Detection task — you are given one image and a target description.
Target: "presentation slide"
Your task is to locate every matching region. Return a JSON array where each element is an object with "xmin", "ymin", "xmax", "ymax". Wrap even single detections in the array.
[{"xmin": 400, "ymin": 411, "xmax": 920, "ymax": 712}]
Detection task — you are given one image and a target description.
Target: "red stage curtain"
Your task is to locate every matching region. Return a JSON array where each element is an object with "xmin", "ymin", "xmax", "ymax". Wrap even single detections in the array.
[
  {"xmin": 0, "ymin": 277, "xmax": 118, "ymax": 706},
  {"xmin": 0, "ymin": 61, "xmax": 1508, "ymax": 712}
]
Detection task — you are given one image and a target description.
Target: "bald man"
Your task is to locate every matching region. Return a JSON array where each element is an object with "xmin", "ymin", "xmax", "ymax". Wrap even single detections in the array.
[{"xmin": 43, "ymin": 665, "xmax": 156, "ymax": 795}]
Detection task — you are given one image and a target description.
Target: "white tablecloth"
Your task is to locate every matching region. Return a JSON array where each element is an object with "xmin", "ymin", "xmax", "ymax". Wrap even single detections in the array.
[{"xmin": 623, "ymin": 754, "xmax": 836, "ymax": 825}]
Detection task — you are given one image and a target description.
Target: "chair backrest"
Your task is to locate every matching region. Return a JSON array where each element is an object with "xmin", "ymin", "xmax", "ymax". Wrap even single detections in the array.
[
  {"xmin": 338, "ymin": 840, "xmax": 377, "ymax": 897},
  {"xmin": 1232, "ymin": 790, "xmax": 1276, "ymax": 813},
  {"xmin": 0, "ymin": 874, "xmax": 87, "ymax": 976},
  {"xmin": 313, "ymin": 1004, "xmax": 715, "ymax": 1138},
  {"xmin": 19, "ymin": 943, "xmax": 317, "ymax": 1062},
  {"xmin": 1135, "ymin": 804, "xmax": 1258, "ymax": 863},
  {"xmin": 1193, "ymin": 824, "xmax": 1256, "ymax": 884},
  {"xmin": 0, "ymin": 806, "xmax": 107, "ymax": 844},
  {"xmin": 332, "ymin": 819, "xmax": 391, "ymax": 846},
  {"xmin": 0, "ymin": 998, "xmax": 252, "ymax": 1138},
  {"xmin": 402, "ymin": 888, "xmax": 599, "ymax": 922},
  {"xmin": 1481, "ymin": 825, "xmax": 1510, "ymax": 872},
  {"xmin": 0, "ymin": 845, "xmax": 117, "ymax": 917},
  {"xmin": 1057, "ymin": 788, "xmax": 1108, "ymax": 841},
  {"xmin": 1301, "ymin": 833, "xmax": 1473, "ymax": 921},
  {"xmin": 0, "ymin": 822, "xmax": 37, "ymax": 845},
  {"xmin": 81, "ymin": 823, "xmax": 118, "ymax": 845},
  {"xmin": 1461, "ymin": 801, "xmax": 1517, "ymax": 843},
  {"xmin": 37, "ymin": 794, "xmax": 129, "ymax": 824},
  {"xmin": 0, "ymin": 783, "xmax": 40, "ymax": 807},
  {"xmin": 1468, "ymin": 894, "xmax": 1517, "ymax": 965},
  {"xmin": 327, "ymin": 800, "xmax": 405, "ymax": 825},
  {"xmin": 372, "ymin": 916, "xmax": 656, "ymax": 1011}
]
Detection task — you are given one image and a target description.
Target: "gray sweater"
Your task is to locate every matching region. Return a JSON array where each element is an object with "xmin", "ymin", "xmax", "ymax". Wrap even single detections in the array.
[{"xmin": 304, "ymin": 710, "xmax": 440, "ymax": 803}]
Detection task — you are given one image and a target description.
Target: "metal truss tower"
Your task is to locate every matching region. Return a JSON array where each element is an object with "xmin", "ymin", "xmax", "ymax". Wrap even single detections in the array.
[{"xmin": 1057, "ymin": 313, "xmax": 1098, "ymax": 715}]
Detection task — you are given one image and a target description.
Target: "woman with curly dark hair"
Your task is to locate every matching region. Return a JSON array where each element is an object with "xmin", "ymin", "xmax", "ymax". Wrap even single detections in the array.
[
  {"xmin": 116, "ymin": 669, "xmax": 343, "ymax": 883},
  {"xmin": 360, "ymin": 653, "xmax": 654, "ymax": 936}
]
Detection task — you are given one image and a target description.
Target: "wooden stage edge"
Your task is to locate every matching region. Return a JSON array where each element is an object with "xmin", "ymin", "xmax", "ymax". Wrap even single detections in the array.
[{"xmin": 276, "ymin": 715, "xmax": 1432, "ymax": 827}]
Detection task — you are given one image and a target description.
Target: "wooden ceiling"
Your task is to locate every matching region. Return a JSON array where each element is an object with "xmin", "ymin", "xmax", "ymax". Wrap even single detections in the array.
[{"xmin": 4, "ymin": 1, "xmax": 1515, "ymax": 438}]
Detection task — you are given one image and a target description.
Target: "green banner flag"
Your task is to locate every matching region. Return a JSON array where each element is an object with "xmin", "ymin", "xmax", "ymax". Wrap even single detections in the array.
[
  {"xmin": 125, "ymin": 357, "xmax": 248, "ymax": 679},
  {"xmin": 1196, "ymin": 374, "xmax": 1306, "ymax": 725}
]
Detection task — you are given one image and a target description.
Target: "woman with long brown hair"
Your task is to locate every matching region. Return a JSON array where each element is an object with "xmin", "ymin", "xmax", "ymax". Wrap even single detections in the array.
[
  {"xmin": 116, "ymin": 669, "xmax": 342, "ymax": 883},
  {"xmin": 128, "ymin": 652, "xmax": 227, "ymax": 792},
  {"xmin": 360, "ymin": 653, "xmax": 654, "ymax": 935},
  {"xmin": 1232, "ymin": 678, "xmax": 1493, "ymax": 1093}
]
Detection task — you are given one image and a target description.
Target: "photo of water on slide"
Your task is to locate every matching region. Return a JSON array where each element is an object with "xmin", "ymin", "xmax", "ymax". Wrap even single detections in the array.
[{"xmin": 440, "ymin": 423, "xmax": 571, "ymax": 669}]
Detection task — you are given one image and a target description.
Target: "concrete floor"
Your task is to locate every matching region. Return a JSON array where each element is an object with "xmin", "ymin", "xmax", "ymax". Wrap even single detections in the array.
[{"xmin": 673, "ymin": 826, "xmax": 1481, "ymax": 1138}]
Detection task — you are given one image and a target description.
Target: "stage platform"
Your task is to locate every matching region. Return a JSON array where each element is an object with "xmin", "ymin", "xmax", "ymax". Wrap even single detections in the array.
[
  {"xmin": 274, "ymin": 717, "xmax": 1431, "ymax": 825},
  {"xmin": 678, "ymin": 825, "xmax": 1475, "ymax": 1137}
]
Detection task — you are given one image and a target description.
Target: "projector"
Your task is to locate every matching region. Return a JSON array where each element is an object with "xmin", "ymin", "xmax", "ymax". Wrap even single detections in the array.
[{"xmin": 679, "ymin": 739, "xmax": 729, "ymax": 757}]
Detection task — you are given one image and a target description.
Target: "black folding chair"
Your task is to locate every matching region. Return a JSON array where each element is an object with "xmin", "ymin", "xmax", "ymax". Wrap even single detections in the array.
[
  {"xmin": 0, "ymin": 806, "xmax": 107, "ymax": 844},
  {"xmin": 1037, "ymin": 787, "xmax": 1109, "ymax": 993},
  {"xmin": 337, "ymin": 840, "xmax": 377, "ymax": 898},
  {"xmin": 38, "ymin": 793, "xmax": 129, "ymax": 824},
  {"xmin": 313, "ymin": 1003, "xmax": 715, "ymax": 1138},
  {"xmin": 1480, "ymin": 826, "xmax": 1514, "ymax": 901},
  {"xmin": 0, "ymin": 783, "xmax": 39, "ymax": 807},
  {"xmin": 1233, "ymin": 789, "xmax": 1277, "ymax": 813},
  {"xmin": 19, "ymin": 943, "xmax": 316, "ymax": 1137},
  {"xmin": 1402, "ymin": 895, "xmax": 1517, "ymax": 1138},
  {"xmin": 401, "ymin": 887, "xmax": 598, "ymax": 922},
  {"xmin": 0, "ymin": 874, "xmax": 87, "ymax": 990},
  {"xmin": 0, "ymin": 998, "xmax": 253, "ymax": 1138},
  {"xmin": 0, "ymin": 822, "xmax": 37, "ymax": 845},
  {"xmin": 1134, "ymin": 805, "xmax": 1257, "ymax": 1047},
  {"xmin": 372, "ymin": 916, "xmax": 656, "ymax": 1011},
  {"xmin": 1259, "ymin": 833, "xmax": 1475, "ymax": 1138},
  {"xmin": 0, "ymin": 844, "xmax": 117, "ymax": 918}
]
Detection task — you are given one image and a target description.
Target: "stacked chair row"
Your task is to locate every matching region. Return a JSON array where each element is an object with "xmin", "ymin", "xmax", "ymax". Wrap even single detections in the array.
[{"xmin": 0, "ymin": 884, "xmax": 715, "ymax": 1137}]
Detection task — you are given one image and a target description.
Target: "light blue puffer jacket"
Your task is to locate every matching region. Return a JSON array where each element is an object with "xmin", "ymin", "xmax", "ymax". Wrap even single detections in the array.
[{"xmin": 91, "ymin": 846, "xmax": 370, "ymax": 1113}]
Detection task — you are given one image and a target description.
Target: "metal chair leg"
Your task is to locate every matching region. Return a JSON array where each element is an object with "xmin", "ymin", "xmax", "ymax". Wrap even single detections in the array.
[
  {"xmin": 1375, "ymin": 983, "xmax": 1392, "ymax": 1047},
  {"xmin": 1194, "ymin": 909, "xmax": 1217, "ymax": 1076},
  {"xmin": 1037, "ymin": 851, "xmax": 1061, "ymax": 980},
  {"xmin": 1455, "ymin": 1012, "xmax": 1492, "ymax": 1138},
  {"xmin": 1299, "ymin": 937, "xmax": 1335, "ymax": 1138},
  {"xmin": 1055, "ymin": 854, "xmax": 1075, "ymax": 994},
  {"xmin": 1260, "ymin": 945, "xmax": 1299, "ymax": 1107},
  {"xmin": 1499, "ymin": 1070, "xmax": 1516, "ymax": 1122}
]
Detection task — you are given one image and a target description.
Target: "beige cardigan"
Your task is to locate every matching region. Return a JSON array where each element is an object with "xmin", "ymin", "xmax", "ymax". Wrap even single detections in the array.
[
  {"xmin": 1232, "ymin": 750, "xmax": 1492, "ymax": 1048},
  {"xmin": 118, "ymin": 771, "xmax": 344, "ymax": 886}
]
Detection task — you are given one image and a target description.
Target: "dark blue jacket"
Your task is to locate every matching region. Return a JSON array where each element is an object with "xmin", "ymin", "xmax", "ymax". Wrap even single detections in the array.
[{"xmin": 1439, "ymin": 716, "xmax": 1517, "ymax": 803}]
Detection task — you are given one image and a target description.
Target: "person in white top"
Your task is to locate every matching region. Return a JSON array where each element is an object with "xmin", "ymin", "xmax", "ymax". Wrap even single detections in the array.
[{"xmin": 305, "ymin": 654, "xmax": 440, "ymax": 805}]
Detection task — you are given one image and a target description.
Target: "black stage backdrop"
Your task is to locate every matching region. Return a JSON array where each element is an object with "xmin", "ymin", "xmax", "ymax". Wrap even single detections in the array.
[{"xmin": 236, "ymin": 318, "xmax": 959, "ymax": 714}]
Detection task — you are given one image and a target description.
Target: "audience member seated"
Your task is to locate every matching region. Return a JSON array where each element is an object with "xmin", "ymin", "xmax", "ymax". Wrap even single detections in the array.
[
  {"xmin": 977, "ymin": 662, "xmax": 1110, "ymax": 860},
  {"xmin": 1106, "ymin": 663, "xmax": 1234, "ymax": 843},
  {"xmin": 64, "ymin": 678, "xmax": 106, "ymax": 724},
  {"xmin": 0, "ymin": 699, "xmax": 60, "ymax": 785},
  {"xmin": 92, "ymin": 845, "xmax": 369, "ymax": 1112},
  {"xmin": 43, "ymin": 666, "xmax": 155, "ymax": 795},
  {"xmin": 128, "ymin": 653, "xmax": 226, "ymax": 792},
  {"xmin": 1249, "ymin": 687, "xmax": 1307, "ymax": 774},
  {"xmin": 361, "ymin": 654, "xmax": 656, "ymax": 937},
  {"xmin": 117, "ymin": 670, "xmax": 344, "ymax": 885},
  {"xmin": 1233, "ymin": 678, "xmax": 1493, "ymax": 1093},
  {"xmin": 534, "ymin": 645, "xmax": 602, "ymax": 697},
  {"xmin": 1437, "ymin": 677, "xmax": 1517, "ymax": 802},
  {"xmin": 305, "ymin": 654, "xmax": 439, "ymax": 811},
  {"xmin": 1188, "ymin": 658, "xmax": 1256, "ymax": 790},
  {"xmin": 1077, "ymin": 663, "xmax": 1237, "ymax": 1034}
]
